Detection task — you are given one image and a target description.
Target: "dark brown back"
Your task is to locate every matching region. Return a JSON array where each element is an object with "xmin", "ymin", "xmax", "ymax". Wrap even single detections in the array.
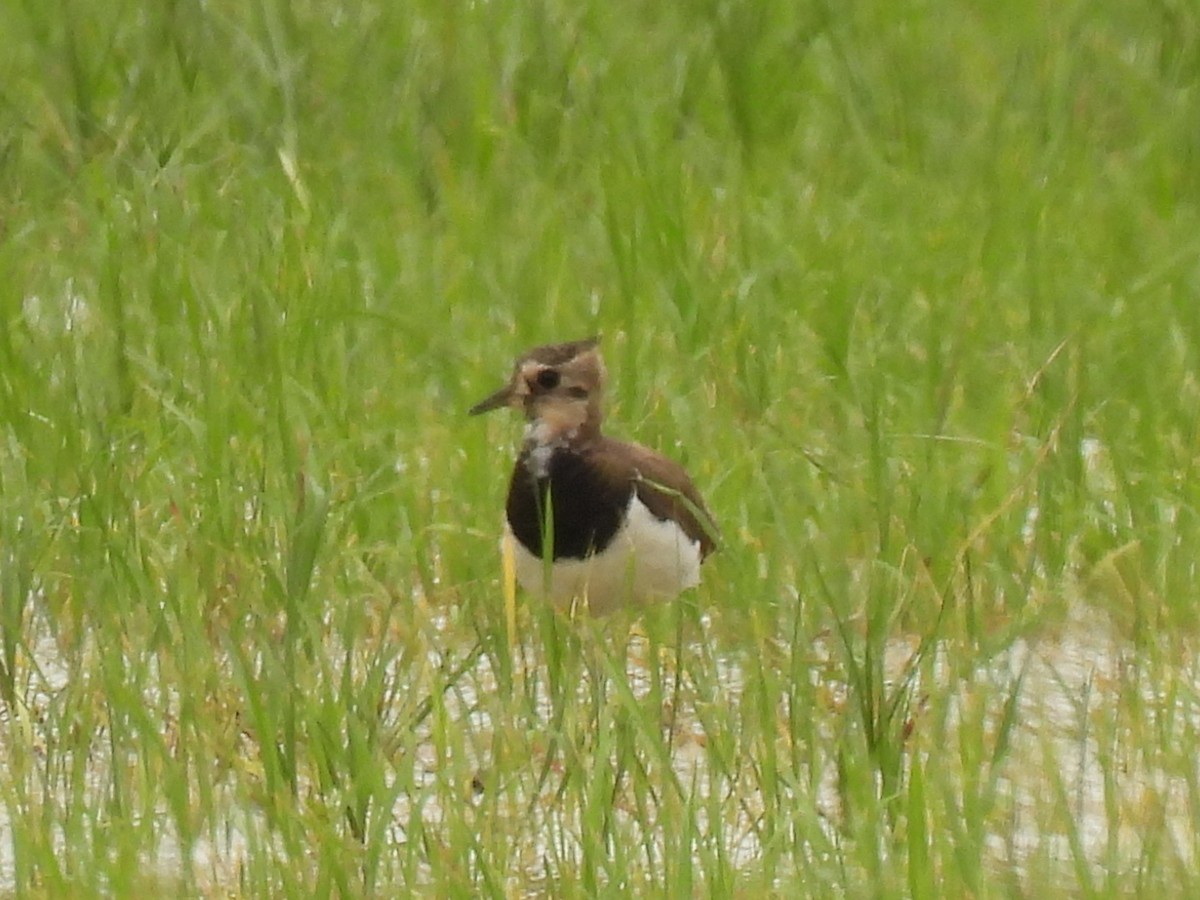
[{"xmin": 588, "ymin": 438, "xmax": 718, "ymax": 558}]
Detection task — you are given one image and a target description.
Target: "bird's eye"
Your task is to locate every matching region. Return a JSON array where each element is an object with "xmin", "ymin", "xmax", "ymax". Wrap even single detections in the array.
[{"xmin": 536, "ymin": 369, "xmax": 561, "ymax": 389}]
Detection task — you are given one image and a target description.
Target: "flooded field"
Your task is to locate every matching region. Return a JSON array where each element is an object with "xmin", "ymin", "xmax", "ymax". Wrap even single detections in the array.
[{"xmin": 4, "ymin": 601, "xmax": 1195, "ymax": 894}]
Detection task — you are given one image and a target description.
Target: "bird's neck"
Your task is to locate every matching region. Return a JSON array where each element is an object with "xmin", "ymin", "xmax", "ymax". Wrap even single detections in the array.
[{"xmin": 522, "ymin": 414, "xmax": 601, "ymax": 478}]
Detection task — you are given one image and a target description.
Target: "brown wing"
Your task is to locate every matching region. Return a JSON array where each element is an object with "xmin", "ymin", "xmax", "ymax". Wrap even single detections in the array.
[{"xmin": 589, "ymin": 438, "xmax": 718, "ymax": 558}]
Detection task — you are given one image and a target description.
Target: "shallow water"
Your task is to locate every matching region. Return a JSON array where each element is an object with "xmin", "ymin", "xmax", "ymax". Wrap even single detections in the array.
[{"xmin": 1, "ymin": 601, "xmax": 1195, "ymax": 892}]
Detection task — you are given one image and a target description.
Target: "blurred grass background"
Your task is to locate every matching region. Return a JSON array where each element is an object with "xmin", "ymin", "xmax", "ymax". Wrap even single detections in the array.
[{"xmin": 2, "ymin": 0, "xmax": 1200, "ymax": 895}]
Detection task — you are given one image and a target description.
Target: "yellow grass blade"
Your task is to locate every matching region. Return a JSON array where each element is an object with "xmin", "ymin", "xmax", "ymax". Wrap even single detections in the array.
[{"xmin": 502, "ymin": 529, "xmax": 517, "ymax": 648}]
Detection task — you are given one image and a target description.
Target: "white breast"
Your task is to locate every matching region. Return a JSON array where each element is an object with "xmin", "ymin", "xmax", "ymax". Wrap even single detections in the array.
[{"xmin": 504, "ymin": 494, "xmax": 703, "ymax": 615}]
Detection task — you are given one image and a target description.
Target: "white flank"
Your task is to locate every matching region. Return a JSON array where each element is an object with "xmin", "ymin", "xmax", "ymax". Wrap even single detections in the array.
[{"xmin": 505, "ymin": 494, "xmax": 703, "ymax": 615}]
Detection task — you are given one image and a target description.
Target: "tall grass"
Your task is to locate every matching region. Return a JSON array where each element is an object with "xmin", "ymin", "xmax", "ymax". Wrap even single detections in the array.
[{"xmin": 2, "ymin": 0, "xmax": 1199, "ymax": 894}]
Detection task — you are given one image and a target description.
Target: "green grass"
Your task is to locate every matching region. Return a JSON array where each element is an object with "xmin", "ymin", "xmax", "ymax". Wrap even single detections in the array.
[{"xmin": 2, "ymin": 0, "xmax": 1200, "ymax": 895}]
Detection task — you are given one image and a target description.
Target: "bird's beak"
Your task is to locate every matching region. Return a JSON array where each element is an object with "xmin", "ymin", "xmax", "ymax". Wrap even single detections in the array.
[{"xmin": 468, "ymin": 382, "xmax": 516, "ymax": 416}]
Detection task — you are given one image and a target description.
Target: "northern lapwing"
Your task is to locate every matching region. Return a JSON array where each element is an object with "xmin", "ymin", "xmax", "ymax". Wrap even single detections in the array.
[{"xmin": 470, "ymin": 337, "xmax": 716, "ymax": 615}]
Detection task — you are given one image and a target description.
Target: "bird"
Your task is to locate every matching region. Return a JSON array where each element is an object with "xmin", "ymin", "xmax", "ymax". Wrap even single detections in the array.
[{"xmin": 470, "ymin": 337, "xmax": 716, "ymax": 615}]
